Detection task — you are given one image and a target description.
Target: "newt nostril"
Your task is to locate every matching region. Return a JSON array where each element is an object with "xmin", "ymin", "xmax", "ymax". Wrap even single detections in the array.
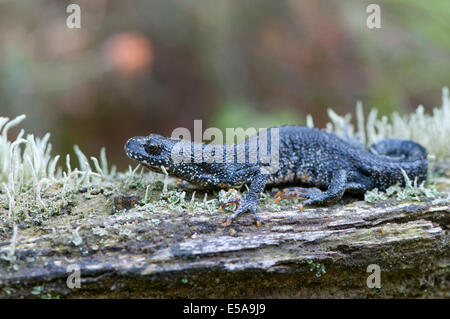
[
  {"xmin": 125, "ymin": 137, "xmax": 141, "ymax": 154},
  {"xmin": 125, "ymin": 138, "xmax": 133, "ymax": 150}
]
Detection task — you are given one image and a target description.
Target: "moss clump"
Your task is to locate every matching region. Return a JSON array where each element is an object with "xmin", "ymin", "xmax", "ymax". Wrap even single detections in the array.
[{"xmin": 364, "ymin": 169, "xmax": 446, "ymax": 204}]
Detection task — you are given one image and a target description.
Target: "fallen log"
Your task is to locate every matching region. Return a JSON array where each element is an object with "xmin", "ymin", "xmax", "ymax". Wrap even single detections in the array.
[{"xmin": 0, "ymin": 183, "xmax": 448, "ymax": 298}]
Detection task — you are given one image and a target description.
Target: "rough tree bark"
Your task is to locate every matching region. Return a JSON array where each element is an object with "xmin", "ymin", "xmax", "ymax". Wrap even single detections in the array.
[{"xmin": 0, "ymin": 185, "xmax": 448, "ymax": 298}]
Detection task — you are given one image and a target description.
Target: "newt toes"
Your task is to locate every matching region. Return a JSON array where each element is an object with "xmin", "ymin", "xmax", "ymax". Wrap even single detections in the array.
[
  {"xmin": 219, "ymin": 189, "xmax": 243, "ymax": 212},
  {"xmin": 125, "ymin": 126, "xmax": 428, "ymax": 226}
]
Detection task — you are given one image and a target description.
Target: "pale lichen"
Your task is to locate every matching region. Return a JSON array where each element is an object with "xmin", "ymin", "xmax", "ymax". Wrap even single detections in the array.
[
  {"xmin": 364, "ymin": 169, "xmax": 445, "ymax": 203},
  {"xmin": 318, "ymin": 87, "xmax": 450, "ymax": 160}
]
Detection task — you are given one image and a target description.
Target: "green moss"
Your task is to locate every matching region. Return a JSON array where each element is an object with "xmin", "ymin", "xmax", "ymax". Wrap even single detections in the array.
[{"xmin": 364, "ymin": 169, "xmax": 445, "ymax": 204}]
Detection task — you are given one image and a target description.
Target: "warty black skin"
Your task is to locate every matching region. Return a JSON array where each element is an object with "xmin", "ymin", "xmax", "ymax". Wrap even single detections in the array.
[{"xmin": 125, "ymin": 126, "xmax": 428, "ymax": 225}]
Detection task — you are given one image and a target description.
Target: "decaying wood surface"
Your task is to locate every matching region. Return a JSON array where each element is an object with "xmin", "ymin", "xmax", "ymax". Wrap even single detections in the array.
[{"xmin": 0, "ymin": 189, "xmax": 448, "ymax": 298}]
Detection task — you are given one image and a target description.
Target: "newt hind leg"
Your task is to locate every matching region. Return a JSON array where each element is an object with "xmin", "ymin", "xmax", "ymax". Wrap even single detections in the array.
[
  {"xmin": 299, "ymin": 169, "xmax": 347, "ymax": 209},
  {"xmin": 274, "ymin": 170, "xmax": 348, "ymax": 210}
]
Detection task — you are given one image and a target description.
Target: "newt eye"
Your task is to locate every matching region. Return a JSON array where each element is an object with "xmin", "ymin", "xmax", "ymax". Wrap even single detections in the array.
[{"xmin": 144, "ymin": 141, "xmax": 162, "ymax": 155}]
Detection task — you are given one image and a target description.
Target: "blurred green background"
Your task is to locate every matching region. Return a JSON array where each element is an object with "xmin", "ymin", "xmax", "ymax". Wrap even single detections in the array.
[{"xmin": 0, "ymin": 0, "xmax": 449, "ymax": 168}]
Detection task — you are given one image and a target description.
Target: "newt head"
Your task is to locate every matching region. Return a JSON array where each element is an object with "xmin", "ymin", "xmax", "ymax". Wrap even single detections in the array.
[
  {"xmin": 125, "ymin": 134, "xmax": 179, "ymax": 174},
  {"xmin": 125, "ymin": 134, "xmax": 256, "ymax": 188}
]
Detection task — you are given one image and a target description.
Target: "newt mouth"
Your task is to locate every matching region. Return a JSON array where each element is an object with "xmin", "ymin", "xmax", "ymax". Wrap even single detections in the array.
[{"xmin": 125, "ymin": 137, "xmax": 167, "ymax": 173}]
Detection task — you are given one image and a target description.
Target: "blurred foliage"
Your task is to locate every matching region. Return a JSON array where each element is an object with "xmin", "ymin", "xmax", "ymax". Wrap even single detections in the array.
[
  {"xmin": 339, "ymin": 0, "xmax": 450, "ymax": 115},
  {"xmin": 211, "ymin": 101, "xmax": 302, "ymax": 136},
  {"xmin": 0, "ymin": 0, "xmax": 448, "ymax": 167}
]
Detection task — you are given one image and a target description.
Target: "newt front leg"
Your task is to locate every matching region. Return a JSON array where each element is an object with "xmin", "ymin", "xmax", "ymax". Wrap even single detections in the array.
[{"xmin": 222, "ymin": 172, "xmax": 267, "ymax": 227}]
